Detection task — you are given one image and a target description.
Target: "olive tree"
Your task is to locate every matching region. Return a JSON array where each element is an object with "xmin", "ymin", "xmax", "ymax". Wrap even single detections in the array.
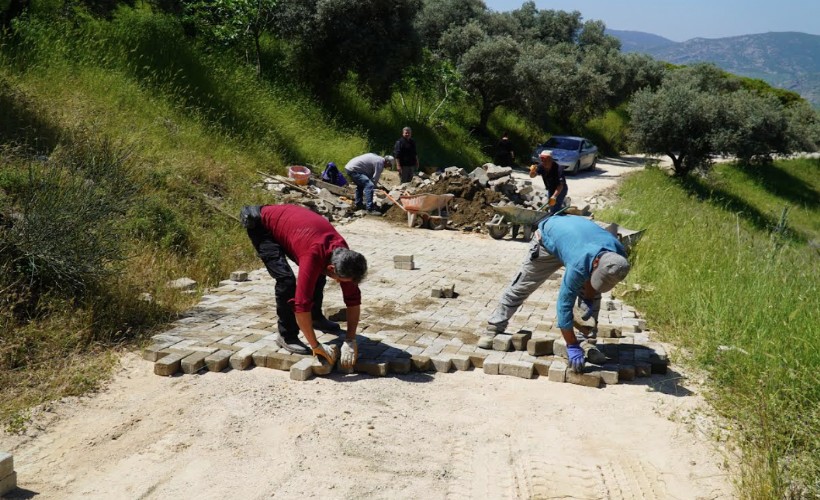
[{"xmin": 458, "ymin": 35, "xmax": 522, "ymax": 131}]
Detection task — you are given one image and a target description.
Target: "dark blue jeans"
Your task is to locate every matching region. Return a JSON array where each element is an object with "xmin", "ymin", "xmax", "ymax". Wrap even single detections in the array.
[
  {"xmin": 347, "ymin": 171, "xmax": 375, "ymax": 210},
  {"xmin": 247, "ymin": 226, "xmax": 327, "ymax": 340},
  {"xmin": 549, "ymin": 185, "xmax": 568, "ymax": 215}
]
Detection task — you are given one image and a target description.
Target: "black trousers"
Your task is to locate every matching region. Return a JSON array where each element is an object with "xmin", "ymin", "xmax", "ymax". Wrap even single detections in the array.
[{"xmin": 247, "ymin": 226, "xmax": 327, "ymax": 340}]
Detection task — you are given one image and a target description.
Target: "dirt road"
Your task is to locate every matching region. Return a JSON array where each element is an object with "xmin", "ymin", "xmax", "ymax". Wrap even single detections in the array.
[{"xmin": 0, "ymin": 158, "xmax": 733, "ymax": 499}]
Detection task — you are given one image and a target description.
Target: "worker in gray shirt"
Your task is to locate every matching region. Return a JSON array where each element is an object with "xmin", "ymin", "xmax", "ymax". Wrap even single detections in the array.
[{"xmin": 344, "ymin": 153, "xmax": 393, "ymax": 215}]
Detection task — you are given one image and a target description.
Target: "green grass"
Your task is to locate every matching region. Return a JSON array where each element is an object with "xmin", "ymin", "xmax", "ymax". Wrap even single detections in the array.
[{"xmin": 599, "ymin": 160, "xmax": 819, "ymax": 498}]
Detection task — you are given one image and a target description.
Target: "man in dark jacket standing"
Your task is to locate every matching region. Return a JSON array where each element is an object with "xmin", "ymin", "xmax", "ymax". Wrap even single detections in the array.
[
  {"xmin": 240, "ymin": 204, "xmax": 367, "ymax": 369},
  {"xmin": 393, "ymin": 126, "xmax": 419, "ymax": 184},
  {"xmin": 530, "ymin": 151, "xmax": 568, "ymax": 215}
]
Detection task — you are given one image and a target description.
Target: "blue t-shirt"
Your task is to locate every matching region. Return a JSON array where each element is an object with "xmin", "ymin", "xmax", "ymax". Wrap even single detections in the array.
[{"xmin": 537, "ymin": 215, "xmax": 626, "ymax": 329}]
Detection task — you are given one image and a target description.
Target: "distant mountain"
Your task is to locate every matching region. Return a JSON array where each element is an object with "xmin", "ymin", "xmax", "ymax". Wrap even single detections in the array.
[{"xmin": 607, "ymin": 30, "xmax": 820, "ymax": 108}]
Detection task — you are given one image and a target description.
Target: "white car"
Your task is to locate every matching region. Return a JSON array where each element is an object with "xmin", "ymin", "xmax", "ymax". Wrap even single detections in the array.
[{"xmin": 530, "ymin": 135, "xmax": 598, "ymax": 174}]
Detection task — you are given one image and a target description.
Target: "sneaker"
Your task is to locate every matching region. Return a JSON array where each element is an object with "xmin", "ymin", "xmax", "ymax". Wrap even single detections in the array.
[
  {"xmin": 365, "ymin": 210, "xmax": 382, "ymax": 216},
  {"xmin": 312, "ymin": 317, "xmax": 341, "ymax": 332},
  {"xmin": 274, "ymin": 332, "xmax": 310, "ymax": 355}
]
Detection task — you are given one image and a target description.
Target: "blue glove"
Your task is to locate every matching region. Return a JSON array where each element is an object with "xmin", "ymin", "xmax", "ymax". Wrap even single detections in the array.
[{"xmin": 567, "ymin": 343, "xmax": 585, "ymax": 372}]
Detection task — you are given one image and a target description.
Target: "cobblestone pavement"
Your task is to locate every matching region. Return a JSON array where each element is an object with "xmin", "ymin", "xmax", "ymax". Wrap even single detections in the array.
[{"xmin": 146, "ymin": 217, "xmax": 666, "ymax": 386}]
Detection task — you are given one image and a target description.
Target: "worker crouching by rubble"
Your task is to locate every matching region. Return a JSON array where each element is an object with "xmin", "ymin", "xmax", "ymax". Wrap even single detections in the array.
[
  {"xmin": 481, "ymin": 215, "xmax": 631, "ymax": 372},
  {"xmin": 344, "ymin": 153, "xmax": 393, "ymax": 215},
  {"xmin": 240, "ymin": 204, "xmax": 367, "ymax": 369}
]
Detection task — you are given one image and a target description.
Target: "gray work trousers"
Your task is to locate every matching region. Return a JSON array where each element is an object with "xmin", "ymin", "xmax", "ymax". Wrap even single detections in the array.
[{"xmin": 487, "ymin": 232, "xmax": 600, "ymax": 337}]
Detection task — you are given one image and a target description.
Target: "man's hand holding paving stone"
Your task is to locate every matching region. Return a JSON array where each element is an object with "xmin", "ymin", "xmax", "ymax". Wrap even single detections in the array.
[{"xmin": 567, "ymin": 343, "xmax": 585, "ymax": 372}]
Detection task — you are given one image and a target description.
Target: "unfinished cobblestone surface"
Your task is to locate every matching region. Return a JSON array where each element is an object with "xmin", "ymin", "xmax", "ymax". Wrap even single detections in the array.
[{"xmin": 143, "ymin": 219, "xmax": 670, "ymax": 386}]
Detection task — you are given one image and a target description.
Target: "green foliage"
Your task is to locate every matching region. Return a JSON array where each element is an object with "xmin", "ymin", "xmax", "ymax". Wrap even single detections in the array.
[
  {"xmin": 415, "ymin": 0, "xmax": 488, "ymax": 48},
  {"xmin": 0, "ymin": 135, "xmax": 139, "ymax": 303},
  {"xmin": 599, "ymin": 162, "xmax": 819, "ymax": 498},
  {"xmin": 391, "ymin": 49, "xmax": 466, "ymax": 125},
  {"xmin": 458, "ymin": 35, "xmax": 521, "ymax": 130},
  {"xmin": 126, "ymin": 194, "xmax": 193, "ymax": 253}
]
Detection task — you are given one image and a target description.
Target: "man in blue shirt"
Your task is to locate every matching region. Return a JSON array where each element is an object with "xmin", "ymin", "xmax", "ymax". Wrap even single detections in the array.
[{"xmin": 481, "ymin": 215, "xmax": 631, "ymax": 372}]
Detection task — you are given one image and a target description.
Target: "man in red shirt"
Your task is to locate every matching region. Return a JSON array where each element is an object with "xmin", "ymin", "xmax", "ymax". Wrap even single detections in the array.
[{"xmin": 241, "ymin": 204, "xmax": 367, "ymax": 368}]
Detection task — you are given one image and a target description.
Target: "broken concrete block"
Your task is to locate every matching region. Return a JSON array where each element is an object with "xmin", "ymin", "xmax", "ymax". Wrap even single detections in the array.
[
  {"xmin": 499, "ymin": 360, "xmax": 535, "ymax": 379},
  {"xmin": 205, "ymin": 350, "xmax": 233, "ymax": 372},
  {"xmin": 450, "ymin": 354, "xmax": 471, "ymax": 371},
  {"xmin": 154, "ymin": 351, "xmax": 191, "ymax": 376},
  {"xmin": 511, "ymin": 332, "xmax": 531, "ymax": 351},
  {"xmin": 0, "ymin": 452, "xmax": 13, "ymax": 480},
  {"xmin": 230, "ymin": 271, "xmax": 249, "ymax": 282},
  {"xmin": 492, "ymin": 334, "xmax": 513, "ymax": 352},
  {"xmin": 442, "ymin": 284, "xmax": 456, "ymax": 298},
  {"xmin": 181, "ymin": 351, "xmax": 211, "ymax": 374},
  {"xmin": 527, "ymin": 337, "xmax": 553, "ymax": 356},
  {"xmin": 549, "ymin": 361, "xmax": 567, "ymax": 382},
  {"xmin": 290, "ymin": 358, "xmax": 315, "ymax": 381},
  {"xmin": 567, "ymin": 369, "xmax": 601, "ymax": 388}
]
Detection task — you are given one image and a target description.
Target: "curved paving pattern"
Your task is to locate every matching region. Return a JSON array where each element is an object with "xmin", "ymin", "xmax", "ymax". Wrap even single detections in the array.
[{"xmin": 143, "ymin": 218, "xmax": 668, "ymax": 386}]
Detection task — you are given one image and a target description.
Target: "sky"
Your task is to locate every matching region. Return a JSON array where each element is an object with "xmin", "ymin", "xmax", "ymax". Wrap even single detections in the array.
[{"xmin": 482, "ymin": 0, "xmax": 820, "ymax": 42}]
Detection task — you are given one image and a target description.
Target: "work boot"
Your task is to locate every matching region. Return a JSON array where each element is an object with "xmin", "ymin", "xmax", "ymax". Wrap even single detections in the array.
[
  {"xmin": 274, "ymin": 332, "xmax": 309, "ymax": 355},
  {"xmin": 312, "ymin": 316, "xmax": 341, "ymax": 332},
  {"xmin": 365, "ymin": 209, "xmax": 382, "ymax": 217}
]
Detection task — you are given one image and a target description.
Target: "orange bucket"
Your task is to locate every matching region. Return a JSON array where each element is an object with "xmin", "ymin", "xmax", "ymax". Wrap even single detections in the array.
[{"xmin": 287, "ymin": 165, "xmax": 311, "ymax": 186}]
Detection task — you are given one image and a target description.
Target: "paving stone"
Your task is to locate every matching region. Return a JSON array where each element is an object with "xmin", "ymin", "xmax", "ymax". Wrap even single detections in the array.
[
  {"xmin": 290, "ymin": 358, "xmax": 315, "ymax": 381},
  {"xmin": 549, "ymin": 361, "xmax": 567, "ymax": 382},
  {"xmin": 567, "ymin": 369, "xmax": 601, "ymax": 388},
  {"xmin": 533, "ymin": 358, "xmax": 552, "ymax": 376},
  {"xmin": 553, "ymin": 338, "xmax": 568, "ymax": 358},
  {"xmin": 0, "ymin": 471, "xmax": 16, "ymax": 497},
  {"xmin": 431, "ymin": 355, "xmax": 453, "ymax": 373},
  {"xmin": 229, "ymin": 347, "xmax": 258, "ymax": 370},
  {"xmin": 441, "ymin": 284, "xmax": 456, "ymax": 298},
  {"xmin": 467, "ymin": 350, "xmax": 490, "ymax": 368},
  {"xmin": 142, "ymin": 342, "xmax": 176, "ymax": 362},
  {"xmin": 526, "ymin": 337, "xmax": 553, "ymax": 356},
  {"xmin": 617, "ymin": 364, "xmax": 636, "ymax": 381},
  {"xmin": 499, "ymin": 360, "xmax": 535, "ymax": 379},
  {"xmin": 442, "ymin": 344, "xmax": 461, "ymax": 354},
  {"xmin": 450, "ymin": 354, "xmax": 472, "ymax": 371},
  {"xmin": 410, "ymin": 354, "xmax": 432, "ymax": 372},
  {"xmin": 267, "ymin": 352, "xmax": 301, "ymax": 371},
  {"xmin": 392, "ymin": 255, "xmax": 414, "ymax": 263},
  {"xmin": 492, "ymin": 334, "xmax": 513, "ymax": 352},
  {"xmin": 635, "ymin": 361, "xmax": 652, "ymax": 377},
  {"xmin": 205, "ymin": 350, "xmax": 233, "ymax": 372},
  {"xmin": 181, "ymin": 351, "xmax": 212, "ymax": 374},
  {"xmin": 230, "ymin": 271, "xmax": 249, "ymax": 282},
  {"xmin": 511, "ymin": 332, "xmax": 531, "ymax": 351},
  {"xmin": 482, "ymin": 354, "xmax": 504, "ymax": 375},
  {"xmin": 311, "ymin": 357, "xmax": 334, "ymax": 376},
  {"xmin": 154, "ymin": 351, "xmax": 192, "ymax": 376},
  {"xmin": 252, "ymin": 347, "xmax": 278, "ymax": 368},
  {"xmin": 355, "ymin": 360, "xmax": 388, "ymax": 377},
  {"xmin": 388, "ymin": 357, "xmax": 412, "ymax": 374},
  {"xmin": 599, "ymin": 364, "xmax": 620, "ymax": 385},
  {"xmin": 395, "ymin": 262, "xmax": 415, "ymax": 270},
  {"xmin": 0, "ymin": 452, "xmax": 12, "ymax": 479}
]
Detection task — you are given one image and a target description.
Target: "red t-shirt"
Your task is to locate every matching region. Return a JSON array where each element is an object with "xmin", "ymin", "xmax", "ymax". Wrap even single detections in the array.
[{"xmin": 260, "ymin": 205, "xmax": 361, "ymax": 313}]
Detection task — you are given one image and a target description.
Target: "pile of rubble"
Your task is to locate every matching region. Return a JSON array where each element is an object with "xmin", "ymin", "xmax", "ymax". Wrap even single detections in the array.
[{"xmin": 260, "ymin": 163, "xmax": 616, "ymax": 233}]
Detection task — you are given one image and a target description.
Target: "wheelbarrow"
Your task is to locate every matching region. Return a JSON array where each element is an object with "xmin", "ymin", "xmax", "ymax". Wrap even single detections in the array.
[
  {"xmin": 486, "ymin": 204, "xmax": 552, "ymax": 240},
  {"xmin": 384, "ymin": 191, "xmax": 454, "ymax": 229}
]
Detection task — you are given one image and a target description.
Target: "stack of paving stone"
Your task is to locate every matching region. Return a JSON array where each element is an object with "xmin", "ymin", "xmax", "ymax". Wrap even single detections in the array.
[{"xmin": 0, "ymin": 451, "xmax": 16, "ymax": 497}]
